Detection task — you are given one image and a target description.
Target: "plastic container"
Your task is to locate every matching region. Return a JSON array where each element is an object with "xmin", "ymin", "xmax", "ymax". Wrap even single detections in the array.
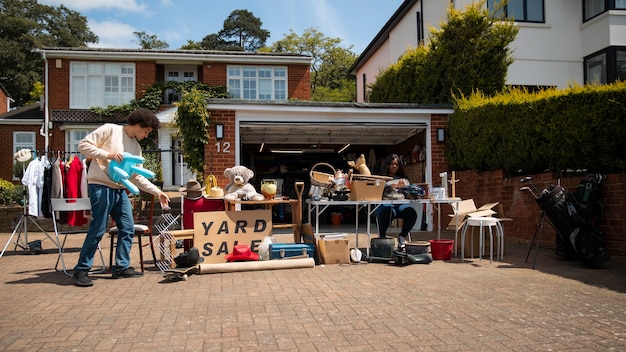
[
  {"xmin": 331, "ymin": 212, "xmax": 342, "ymax": 225},
  {"xmin": 429, "ymin": 239, "xmax": 454, "ymax": 260},
  {"xmin": 405, "ymin": 241, "xmax": 430, "ymax": 255}
]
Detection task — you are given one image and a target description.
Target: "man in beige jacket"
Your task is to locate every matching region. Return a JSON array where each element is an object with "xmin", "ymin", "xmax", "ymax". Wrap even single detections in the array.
[{"xmin": 73, "ymin": 109, "xmax": 170, "ymax": 287}]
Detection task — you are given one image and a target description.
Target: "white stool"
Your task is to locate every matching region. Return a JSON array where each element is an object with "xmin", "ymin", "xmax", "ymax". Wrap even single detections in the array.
[{"xmin": 460, "ymin": 217, "xmax": 504, "ymax": 263}]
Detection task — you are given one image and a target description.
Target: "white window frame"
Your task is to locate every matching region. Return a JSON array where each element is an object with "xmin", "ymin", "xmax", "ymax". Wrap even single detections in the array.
[
  {"xmin": 65, "ymin": 129, "xmax": 93, "ymax": 160},
  {"xmin": 70, "ymin": 62, "xmax": 135, "ymax": 109},
  {"xmin": 13, "ymin": 131, "xmax": 36, "ymax": 180},
  {"xmin": 487, "ymin": 0, "xmax": 544, "ymax": 23},
  {"xmin": 227, "ymin": 65, "xmax": 288, "ymax": 100}
]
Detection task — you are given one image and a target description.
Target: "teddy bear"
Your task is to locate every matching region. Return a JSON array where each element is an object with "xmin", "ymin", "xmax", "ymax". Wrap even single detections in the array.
[
  {"xmin": 223, "ymin": 165, "xmax": 265, "ymax": 201},
  {"xmin": 347, "ymin": 154, "xmax": 371, "ymax": 175}
]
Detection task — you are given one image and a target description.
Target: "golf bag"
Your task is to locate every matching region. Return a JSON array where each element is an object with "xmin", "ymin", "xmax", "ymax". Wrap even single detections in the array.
[{"xmin": 535, "ymin": 182, "xmax": 609, "ymax": 268}]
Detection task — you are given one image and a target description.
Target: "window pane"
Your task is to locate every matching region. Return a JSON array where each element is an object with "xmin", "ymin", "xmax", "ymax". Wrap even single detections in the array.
[
  {"xmin": 243, "ymin": 79, "xmax": 256, "ymax": 99},
  {"xmin": 229, "ymin": 66, "xmax": 241, "ymax": 77},
  {"xmin": 259, "ymin": 79, "xmax": 272, "ymax": 99},
  {"xmin": 586, "ymin": 53, "xmax": 606, "ymax": 84},
  {"xmin": 617, "ymin": 50, "xmax": 626, "ymax": 81},
  {"xmin": 585, "ymin": 0, "xmax": 605, "ymax": 19},
  {"xmin": 526, "ymin": 0, "xmax": 544, "ymax": 22},
  {"xmin": 617, "ymin": 0, "xmax": 626, "ymax": 9},
  {"xmin": 228, "ymin": 79, "xmax": 241, "ymax": 98},
  {"xmin": 274, "ymin": 67, "xmax": 286, "ymax": 77},
  {"xmin": 507, "ymin": 0, "xmax": 524, "ymax": 21},
  {"xmin": 243, "ymin": 67, "xmax": 256, "ymax": 78},
  {"xmin": 274, "ymin": 80, "xmax": 286, "ymax": 100}
]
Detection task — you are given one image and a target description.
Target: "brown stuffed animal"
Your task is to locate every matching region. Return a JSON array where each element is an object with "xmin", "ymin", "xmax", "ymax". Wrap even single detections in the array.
[{"xmin": 347, "ymin": 154, "xmax": 371, "ymax": 175}]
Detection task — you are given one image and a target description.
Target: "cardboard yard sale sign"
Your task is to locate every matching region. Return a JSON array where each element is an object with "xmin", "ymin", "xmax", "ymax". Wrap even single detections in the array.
[{"xmin": 193, "ymin": 210, "xmax": 272, "ymax": 263}]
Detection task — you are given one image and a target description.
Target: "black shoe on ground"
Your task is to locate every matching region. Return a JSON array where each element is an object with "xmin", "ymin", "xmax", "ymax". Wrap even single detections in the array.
[
  {"xmin": 112, "ymin": 267, "xmax": 143, "ymax": 279},
  {"xmin": 73, "ymin": 271, "xmax": 93, "ymax": 287}
]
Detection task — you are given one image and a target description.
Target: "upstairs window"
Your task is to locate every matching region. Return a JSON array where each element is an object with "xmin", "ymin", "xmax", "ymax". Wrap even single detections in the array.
[
  {"xmin": 227, "ymin": 66, "xmax": 288, "ymax": 100},
  {"xmin": 487, "ymin": 0, "xmax": 545, "ymax": 23},
  {"xmin": 70, "ymin": 62, "xmax": 135, "ymax": 109},
  {"xmin": 584, "ymin": 0, "xmax": 626, "ymax": 21}
]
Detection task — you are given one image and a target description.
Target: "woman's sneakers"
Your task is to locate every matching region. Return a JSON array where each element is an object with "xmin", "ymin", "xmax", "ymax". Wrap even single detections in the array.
[{"xmin": 397, "ymin": 235, "xmax": 407, "ymax": 250}]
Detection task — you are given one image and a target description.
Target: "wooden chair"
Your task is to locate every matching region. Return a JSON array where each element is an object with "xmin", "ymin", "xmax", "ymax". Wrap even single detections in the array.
[{"xmin": 109, "ymin": 192, "xmax": 157, "ymax": 272}]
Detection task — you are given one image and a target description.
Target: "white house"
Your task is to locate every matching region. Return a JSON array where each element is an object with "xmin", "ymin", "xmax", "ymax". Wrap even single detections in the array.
[{"xmin": 352, "ymin": 0, "xmax": 626, "ymax": 102}]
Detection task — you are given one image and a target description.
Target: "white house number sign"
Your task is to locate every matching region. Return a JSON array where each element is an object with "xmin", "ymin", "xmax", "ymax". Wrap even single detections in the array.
[{"xmin": 215, "ymin": 142, "xmax": 231, "ymax": 153}]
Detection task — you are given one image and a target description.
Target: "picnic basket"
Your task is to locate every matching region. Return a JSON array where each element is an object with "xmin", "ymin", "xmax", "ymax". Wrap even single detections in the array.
[{"xmin": 310, "ymin": 162, "xmax": 336, "ymax": 188}]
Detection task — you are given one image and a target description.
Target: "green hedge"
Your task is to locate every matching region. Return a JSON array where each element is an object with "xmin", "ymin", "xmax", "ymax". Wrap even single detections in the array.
[
  {"xmin": 0, "ymin": 179, "xmax": 22, "ymax": 206},
  {"xmin": 448, "ymin": 82, "xmax": 626, "ymax": 174}
]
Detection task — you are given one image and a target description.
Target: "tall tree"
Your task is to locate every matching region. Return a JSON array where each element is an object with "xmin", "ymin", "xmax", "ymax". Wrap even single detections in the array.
[
  {"xmin": 369, "ymin": 1, "xmax": 518, "ymax": 104},
  {"xmin": 0, "ymin": 0, "xmax": 97, "ymax": 107},
  {"xmin": 133, "ymin": 31, "xmax": 169, "ymax": 49},
  {"xmin": 200, "ymin": 9, "xmax": 269, "ymax": 52},
  {"xmin": 264, "ymin": 28, "xmax": 357, "ymax": 102}
]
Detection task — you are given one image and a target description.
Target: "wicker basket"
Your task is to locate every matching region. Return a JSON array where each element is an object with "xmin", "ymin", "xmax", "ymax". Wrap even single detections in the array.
[{"xmin": 310, "ymin": 162, "xmax": 336, "ymax": 188}]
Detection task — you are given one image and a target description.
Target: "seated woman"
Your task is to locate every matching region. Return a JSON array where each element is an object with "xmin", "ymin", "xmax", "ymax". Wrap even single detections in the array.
[{"xmin": 374, "ymin": 154, "xmax": 418, "ymax": 249}]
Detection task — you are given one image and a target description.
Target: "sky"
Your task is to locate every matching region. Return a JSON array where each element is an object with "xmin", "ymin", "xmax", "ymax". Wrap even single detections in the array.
[{"xmin": 38, "ymin": 0, "xmax": 404, "ymax": 54}]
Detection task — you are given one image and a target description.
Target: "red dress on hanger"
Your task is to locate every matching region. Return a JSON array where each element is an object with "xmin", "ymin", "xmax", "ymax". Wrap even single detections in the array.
[{"xmin": 65, "ymin": 155, "xmax": 88, "ymax": 226}]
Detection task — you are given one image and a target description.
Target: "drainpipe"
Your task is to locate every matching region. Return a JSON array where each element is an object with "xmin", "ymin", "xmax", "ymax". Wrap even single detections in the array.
[{"xmin": 37, "ymin": 49, "xmax": 50, "ymax": 151}]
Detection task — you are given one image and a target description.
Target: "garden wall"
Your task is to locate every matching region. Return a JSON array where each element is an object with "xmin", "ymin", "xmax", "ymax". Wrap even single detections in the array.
[{"xmin": 452, "ymin": 170, "xmax": 625, "ymax": 259}]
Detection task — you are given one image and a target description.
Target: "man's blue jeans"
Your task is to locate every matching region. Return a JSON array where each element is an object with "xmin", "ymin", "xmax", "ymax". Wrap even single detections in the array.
[{"xmin": 74, "ymin": 185, "xmax": 134, "ymax": 272}]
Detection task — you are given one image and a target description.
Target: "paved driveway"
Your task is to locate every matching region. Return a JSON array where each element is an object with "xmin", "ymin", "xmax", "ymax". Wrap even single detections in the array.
[{"xmin": 0, "ymin": 230, "xmax": 624, "ymax": 351}]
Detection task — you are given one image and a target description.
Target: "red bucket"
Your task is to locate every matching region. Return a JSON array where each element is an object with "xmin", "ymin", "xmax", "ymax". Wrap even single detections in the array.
[{"xmin": 429, "ymin": 239, "xmax": 454, "ymax": 260}]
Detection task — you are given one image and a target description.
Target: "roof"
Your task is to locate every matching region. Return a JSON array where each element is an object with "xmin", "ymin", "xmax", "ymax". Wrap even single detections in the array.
[
  {"xmin": 37, "ymin": 47, "xmax": 313, "ymax": 65},
  {"xmin": 0, "ymin": 103, "xmax": 43, "ymax": 121},
  {"xmin": 349, "ymin": 0, "xmax": 418, "ymax": 75}
]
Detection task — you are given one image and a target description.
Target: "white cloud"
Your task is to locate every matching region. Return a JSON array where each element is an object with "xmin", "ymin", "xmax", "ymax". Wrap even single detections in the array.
[
  {"xmin": 38, "ymin": 0, "xmax": 147, "ymax": 12},
  {"xmin": 88, "ymin": 20, "xmax": 137, "ymax": 49}
]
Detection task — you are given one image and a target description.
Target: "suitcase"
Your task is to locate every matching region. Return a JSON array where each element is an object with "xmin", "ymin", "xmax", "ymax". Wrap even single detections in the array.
[{"xmin": 269, "ymin": 243, "xmax": 315, "ymax": 260}]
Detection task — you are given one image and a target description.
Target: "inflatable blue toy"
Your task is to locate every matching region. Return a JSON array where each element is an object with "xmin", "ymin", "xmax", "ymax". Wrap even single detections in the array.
[{"xmin": 107, "ymin": 153, "xmax": 155, "ymax": 195}]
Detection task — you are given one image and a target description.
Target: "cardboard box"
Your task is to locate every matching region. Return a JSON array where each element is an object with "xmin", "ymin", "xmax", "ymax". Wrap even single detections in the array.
[
  {"xmin": 447, "ymin": 200, "xmax": 499, "ymax": 231},
  {"xmin": 317, "ymin": 238, "xmax": 350, "ymax": 264},
  {"xmin": 349, "ymin": 179, "xmax": 385, "ymax": 201}
]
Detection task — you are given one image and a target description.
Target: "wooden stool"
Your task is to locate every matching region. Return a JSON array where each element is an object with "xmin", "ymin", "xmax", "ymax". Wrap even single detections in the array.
[{"xmin": 109, "ymin": 224, "xmax": 157, "ymax": 272}]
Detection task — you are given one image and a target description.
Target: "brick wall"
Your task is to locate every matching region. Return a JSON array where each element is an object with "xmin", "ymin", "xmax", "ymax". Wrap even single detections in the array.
[
  {"xmin": 451, "ymin": 169, "xmax": 625, "ymax": 259},
  {"xmin": 1, "ymin": 125, "xmax": 46, "ymax": 182},
  {"xmin": 430, "ymin": 114, "xmax": 449, "ymax": 176},
  {"xmin": 203, "ymin": 110, "xmax": 237, "ymax": 186}
]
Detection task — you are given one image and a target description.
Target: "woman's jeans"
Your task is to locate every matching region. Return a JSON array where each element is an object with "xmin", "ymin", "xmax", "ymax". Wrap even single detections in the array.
[
  {"xmin": 74, "ymin": 185, "xmax": 134, "ymax": 272},
  {"xmin": 374, "ymin": 203, "xmax": 418, "ymax": 237}
]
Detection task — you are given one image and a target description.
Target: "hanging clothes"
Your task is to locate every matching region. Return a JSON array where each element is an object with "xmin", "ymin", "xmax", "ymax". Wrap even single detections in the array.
[
  {"xmin": 65, "ymin": 155, "xmax": 88, "ymax": 226},
  {"xmin": 21, "ymin": 156, "xmax": 44, "ymax": 217},
  {"xmin": 41, "ymin": 157, "xmax": 53, "ymax": 218}
]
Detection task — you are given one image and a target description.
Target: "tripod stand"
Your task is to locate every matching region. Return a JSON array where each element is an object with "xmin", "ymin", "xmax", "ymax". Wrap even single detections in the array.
[
  {"xmin": 0, "ymin": 153, "xmax": 54, "ymax": 259},
  {"xmin": 525, "ymin": 210, "xmax": 548, "ymax": 270}
]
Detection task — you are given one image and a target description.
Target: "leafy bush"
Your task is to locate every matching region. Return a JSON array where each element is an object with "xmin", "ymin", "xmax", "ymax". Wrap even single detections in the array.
[{"xmin": 0, "ymin": 179, "xmax": 22, "ymax": 206}]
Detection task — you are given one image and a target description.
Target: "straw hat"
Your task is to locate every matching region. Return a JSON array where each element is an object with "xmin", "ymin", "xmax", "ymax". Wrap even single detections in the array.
[
  {"xmin": 224, "ymin": 244, "xmax": 260, "ymax": 262},
  {"xmin": 14, "ymin": 149, "xmax": 32, "ymax": 162},
  {"xmin": 179, "ymin": 179, "xmax": 205, "ymax": 198}
]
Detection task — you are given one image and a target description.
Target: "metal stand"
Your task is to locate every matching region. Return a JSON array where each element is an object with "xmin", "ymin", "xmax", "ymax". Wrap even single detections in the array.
[
  {"xmin": 0, "ymin": 186, "xmax": 52, "ymax": 258},
  {"xmin": 525, "ymin": 210, "xmax": 547, "ymax": 270}
]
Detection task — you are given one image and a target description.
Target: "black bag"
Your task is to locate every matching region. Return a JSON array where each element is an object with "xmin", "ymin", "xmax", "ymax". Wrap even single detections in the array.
[
  {"xmin": 28, "ymin": 240, "xmax": 42, "ymax": 255},
  {"xmin": 571, "ymin": 225, "xmax": 609, "ymax": 268},
  {"xmin": 574, "ymin": 174, "xmax": 605, "ymax": 227},
  {"xmin": 536, "ymin": 186, "xmax": 581, "ymax": 260}
]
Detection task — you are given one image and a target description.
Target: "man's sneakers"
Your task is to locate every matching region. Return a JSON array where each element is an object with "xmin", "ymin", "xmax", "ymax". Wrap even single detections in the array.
[
  {"xmin": 73, "ymin": 271, "xmax": 93, "ymax": 287},
  {"xmin": 112, "ymin": 266, "xmax": 143, "ymax": 279}
]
